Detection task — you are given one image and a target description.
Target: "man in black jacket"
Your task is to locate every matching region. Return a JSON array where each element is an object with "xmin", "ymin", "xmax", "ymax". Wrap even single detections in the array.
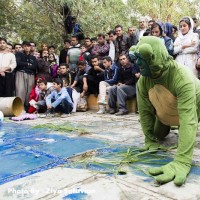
[
  {"xmin": 108, "ymin": 54, "xmax": 140, "ymax": 115},
  {"xmin": 15, "ymin": 41, "xmax": 38, "ymax": 111},
  {"xmin": 59, "ymin": 39, "xmax": 70, "ymax": 64}
]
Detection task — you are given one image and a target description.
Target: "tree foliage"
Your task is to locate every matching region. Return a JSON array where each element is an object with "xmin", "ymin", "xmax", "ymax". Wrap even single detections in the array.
[
  {"xmin": 0, "ymin": 0, "xmax": 200, "ymax": 49},
  {"xmin": 127, "ymin": 0, "xmax": 198, "ymax": 24}
]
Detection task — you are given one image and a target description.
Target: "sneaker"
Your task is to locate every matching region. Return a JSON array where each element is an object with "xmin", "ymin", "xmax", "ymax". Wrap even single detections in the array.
[
  {"xmin": 54, "ymin": 113, "xmax": 62, "ymax": 117},
  {"xmin": 98, "ymin": 99, "xmax": 107, "ymax": 105},
  {"xmin": 109, "ymin": 109, "xmax": 116, "ymax": 114},
  {"xmin": 115, "ymin": 111, "xmax": 128, "ymax": 116},
  {"xmin": 96, "ymin": 109, "xmax": 106, "ymax": 114},
  {"xmin": 39, "ymin": 114, "xmax": 47, "ymax": 118},
  {"xmin": 46, "ymin": 113, "xmax": 55, "ymax": 118},
  {"xmin": 60, "ymin": 113, "xmax": 70, "ymax": 118}
]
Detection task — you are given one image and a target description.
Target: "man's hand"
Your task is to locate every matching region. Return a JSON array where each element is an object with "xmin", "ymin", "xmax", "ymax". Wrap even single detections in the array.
[
  {"xmin": 0, "ymin": 72, "xmax": 5, "ymax": 77},
  {"xmin": 83, "ymin": 83, "xmax": 88, "ymax": 92},
  {"xmin": 71, "ymin": 84, "xmax": 75, "ymax": 88},
  {"xmin": 117, "ymin": 83, "xmax": 124, "ymax": 86},
  {"xmin": 80, "ymin": 91, "xmax": 85, "ymax": 98},
  {"xmin": 196, "ymin": 58, "xmax": 200, "ymax": 69},
  {"xmin": 94, "ymin": 65, "xmax": 101, "ymax": 71},
  {"xmin": 135, "ymin": 73, "xmax": 140, "ymax": 78},
  {"xmin": 149, "ymin": 160, "xmax": 191, "ymax": 186},
  {"xmin": 47, "ymin": 105, "xmax": 52, "ymax": 109}
]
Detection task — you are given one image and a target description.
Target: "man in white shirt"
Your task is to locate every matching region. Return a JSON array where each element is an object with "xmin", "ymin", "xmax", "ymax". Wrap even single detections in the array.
[{"xmin": 0, "ymin": 37, "xmax": 16, "ymax": 97}]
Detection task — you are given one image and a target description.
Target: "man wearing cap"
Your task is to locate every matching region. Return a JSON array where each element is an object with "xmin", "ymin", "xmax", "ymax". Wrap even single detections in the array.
[
  {"xmin": 0, "ymin": 37, "xmax": 17, "ymax": 97},
  {"xmin": 15, "ymin": 41, "xmax": 38, "ymax": 111}
]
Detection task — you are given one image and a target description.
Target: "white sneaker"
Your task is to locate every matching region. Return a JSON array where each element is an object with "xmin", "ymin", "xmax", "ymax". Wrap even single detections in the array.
[
  {"xmin": 60, "ymin": 114, "xmax": 71, "ymax": 118},
  {"xmin": 39, "ymin": 114, "xmax": 47, "ymax": 118},
  {"xmin": 98, "ymin": 99, "xmax": 107, "ymax": 105},
  {"xmin": 96, "ymin": 109, "xmax": 106, "ymax": 114}
]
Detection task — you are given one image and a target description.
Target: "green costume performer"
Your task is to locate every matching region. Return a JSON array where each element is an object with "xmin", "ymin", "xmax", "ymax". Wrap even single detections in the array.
[{"xmin": 130, "ymin": 36, "xmax": 200, "ymax": 186}]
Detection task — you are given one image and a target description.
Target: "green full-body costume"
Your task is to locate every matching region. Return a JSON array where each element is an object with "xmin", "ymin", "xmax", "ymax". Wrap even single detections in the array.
[{"xmin": 130, "ymin": 36, "xmax": 200, "ymax": 186}]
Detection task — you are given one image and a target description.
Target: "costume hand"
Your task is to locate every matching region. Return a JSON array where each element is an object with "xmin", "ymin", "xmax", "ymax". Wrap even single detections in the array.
[
  {"xmin": 149, "ymin": 160, "xmax": 191, "ymax": 186},
  {"xmin": 139, "ymin": 137, "xmax": 167, "ymax": 152},
  {"xmin": 139, "ymin": 140, "xmax": 161, "ymax": 152}
]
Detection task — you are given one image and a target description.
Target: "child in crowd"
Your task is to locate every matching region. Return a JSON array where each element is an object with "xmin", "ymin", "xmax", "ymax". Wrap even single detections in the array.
[
  {"xmin": 79, "ymin": 45, "xmax": 91, "ymax": 64},
  {"xmin": 35, "ymin": 79, "xmax": 54, "ymax": 114},
  {"xmin": 28, "ymin": 77, "xmax": 42, "ymax": 113},
  {"xmin": 45, "ymin": 78, "xmax": 73, "ymax": 118}
]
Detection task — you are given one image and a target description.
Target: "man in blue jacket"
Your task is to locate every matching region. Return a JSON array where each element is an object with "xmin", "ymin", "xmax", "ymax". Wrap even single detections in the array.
[
  {"xmin": 97, "ymin": 56, "xmax": 119, "ymax": 114},
  {"xmin": 46, "ymin": 78, "xmax": 73, "ymax": 118}
]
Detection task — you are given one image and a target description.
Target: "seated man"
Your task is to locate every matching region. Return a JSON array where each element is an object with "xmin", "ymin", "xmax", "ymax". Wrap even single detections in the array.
[
  {"xmin": 130, "ymin": 36, "xmax": 200, "ymax": 186},
  {"xmin": 97, "ymin": 56, "xmax": 119, "ymax": 114},
  {"xmin": 45, "ymin": 78, "xmax": 73, "ymax": 118},
  {"xmin": 90, "ymin": 55, "xmax": 105, "ymax": 94},
  {"xmin": 108, "ymin": 54, "xmax": 140, "ymax": 115},
  {"xmin": 71, "ymin": 60, "xmax": 96, "ymax": 97}
]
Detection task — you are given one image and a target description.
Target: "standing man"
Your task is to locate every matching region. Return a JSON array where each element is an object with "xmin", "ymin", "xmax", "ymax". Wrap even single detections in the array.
[
  {"xmin": 84, "ymin": 37, "xmax": 93, "ymax": 53},
  {"xmin": 14, "ymin": 44, "xmax": 22, "ymax": 54},
  {"xmin": 114, "ymin": 25, "xmax": 129, "ymax": 63},
  {"xmin": 107, "ymin": 30, "xmax": 117, "ymax": 63},
  {"xmin": 91, "ymin": 33, "xmax": 110, "ymax": 61},
  {"xmin": 15, "ymin": 41, "xmax": 38, "ymax": 111},
  {"xmin": 127, "ymin": 27, "xmax": 138, "ymax": 48},
  {"xmin": 66, "ymin": 36, "xmax": 81, "ymax": 77},
  {"xmin": 30, "ymin": 41, "xmax": 40, "ymax": 59},
  {"xmin": 59, "ymin": 39, "xmax": 71, "ymax": 64},
  {"xmin": 135, "ymin": 17, "xmax": 148, "ymax": 42},
  {"xmin": 192, "ymin": 17, "xmax": 200, "ymax": 38},
  {"xmin": 0, "ymin": 37, "xmax": 17, "ymax": 97}
]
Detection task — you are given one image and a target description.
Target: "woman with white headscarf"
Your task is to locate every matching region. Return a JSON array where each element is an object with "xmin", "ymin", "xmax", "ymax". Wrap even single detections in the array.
[{"xmin": 173, "ymin": 17, "xmax": 199, "ymax": 77}]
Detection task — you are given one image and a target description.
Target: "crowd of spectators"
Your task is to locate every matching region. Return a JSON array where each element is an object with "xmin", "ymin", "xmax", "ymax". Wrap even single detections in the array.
[{"xmin": 1, "ymin": 16, "xmax": 200, "ymax": 117}]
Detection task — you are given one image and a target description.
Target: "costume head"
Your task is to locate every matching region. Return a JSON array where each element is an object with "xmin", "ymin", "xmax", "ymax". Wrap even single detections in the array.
[{"xmin": 129, "ymin": 36, "xmax": 170, "ymax": 78}]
